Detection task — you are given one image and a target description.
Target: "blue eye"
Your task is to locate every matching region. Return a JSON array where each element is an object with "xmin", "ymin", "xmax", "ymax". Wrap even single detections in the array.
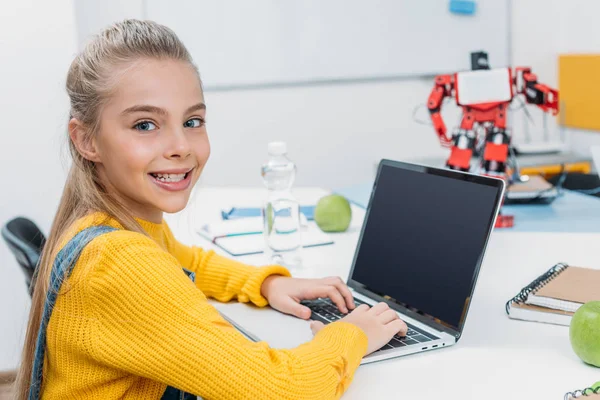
[
  {"xmin": 134, "ymin": 121, "xmax": 157, "ymax": 131},
  {"xmin": 184, "ymin": 118, "xmax": 204, "ymax": 128}
]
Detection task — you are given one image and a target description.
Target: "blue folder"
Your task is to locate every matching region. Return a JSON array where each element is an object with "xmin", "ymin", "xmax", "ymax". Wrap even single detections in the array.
[
  {"xmin": 334, "ymin": 182, "xmax": 600, "ymax": 233},
  {"xmin": 221, "ymin": 206, "xmax": 315, "ymax": 221}
]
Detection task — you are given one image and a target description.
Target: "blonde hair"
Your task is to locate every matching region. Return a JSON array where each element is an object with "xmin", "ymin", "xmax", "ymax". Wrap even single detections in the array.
[{"xmin": 15, "ymin": 19, "xmax": 199, "ymax": 399}]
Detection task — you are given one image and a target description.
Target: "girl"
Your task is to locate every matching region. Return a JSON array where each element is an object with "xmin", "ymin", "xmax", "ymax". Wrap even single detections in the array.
[{"xmin": 15, "ymin": 19, "xmax": 407, "ymax": 400}]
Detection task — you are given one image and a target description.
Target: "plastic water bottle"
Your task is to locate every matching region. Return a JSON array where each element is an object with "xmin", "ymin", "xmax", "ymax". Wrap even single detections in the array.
[{"xmin": 261, "ymin": 142, "xmax": 302, "ymax": 270}]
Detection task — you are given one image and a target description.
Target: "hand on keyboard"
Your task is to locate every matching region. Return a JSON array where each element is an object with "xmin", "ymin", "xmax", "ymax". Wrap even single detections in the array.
[
  {"xmin": 310, "ymin": 302, "xmax": 408, "ymax": 355},
  {"xmin": 261, "ymin": 275, "xmax": 355, "ymax": 319}
]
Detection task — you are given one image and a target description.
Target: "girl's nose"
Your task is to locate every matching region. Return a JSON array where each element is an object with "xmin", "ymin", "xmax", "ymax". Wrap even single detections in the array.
[{"xmin": 165, "ymin": 128, "xmax": 191, "ymax": 159}]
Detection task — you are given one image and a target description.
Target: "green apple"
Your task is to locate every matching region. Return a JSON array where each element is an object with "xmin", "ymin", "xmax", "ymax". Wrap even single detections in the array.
[
  {"xmin": 570, "ymin": 301, "xmax": 600, "ymax": 367},
  {"xmin": 314, "ymin": 194, "xmax": 352, "ymax": 232}
]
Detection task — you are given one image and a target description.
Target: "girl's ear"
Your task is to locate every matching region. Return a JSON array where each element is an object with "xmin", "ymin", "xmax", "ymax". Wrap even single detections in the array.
[{"xmin": 68, "ymin": 118, "xmax": 101, "ymax": 162}]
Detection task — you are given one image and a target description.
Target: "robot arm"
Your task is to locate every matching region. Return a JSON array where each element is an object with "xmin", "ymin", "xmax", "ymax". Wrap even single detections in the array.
[
  {"xmin": 514, "ymin": 67, "xmax": 559, "ymax": 115},
  {"xmin": 427, "ymin": 74, "xmax": 454, "ymax": 147}
]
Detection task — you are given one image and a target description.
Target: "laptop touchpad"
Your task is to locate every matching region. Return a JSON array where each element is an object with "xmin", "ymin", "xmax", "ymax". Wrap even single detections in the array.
[{"xmin": 211, "ymin": 301, "xmax": 314, "ymax": 349}]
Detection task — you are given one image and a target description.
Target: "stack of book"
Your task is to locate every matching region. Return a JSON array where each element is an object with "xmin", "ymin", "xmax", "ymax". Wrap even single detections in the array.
[{"xmin": 506, "ymin": 263, "xmax": 600, "ymax": 326}]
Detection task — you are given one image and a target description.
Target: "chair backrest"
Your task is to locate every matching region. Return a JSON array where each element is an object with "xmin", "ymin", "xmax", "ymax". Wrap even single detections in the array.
[{"xmin": 1, "ymin": 217, "xmax": 46, "ymax": 294}]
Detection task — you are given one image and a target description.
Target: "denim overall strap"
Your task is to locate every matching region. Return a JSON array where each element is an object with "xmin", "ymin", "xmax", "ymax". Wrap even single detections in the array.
[
  {"xmin": 29, "ymin": 225, "xmax": 117, "ymax": 400},
  {"xmin": 161, "ymin": 267, "xmax": 198, "ymax": 400}
]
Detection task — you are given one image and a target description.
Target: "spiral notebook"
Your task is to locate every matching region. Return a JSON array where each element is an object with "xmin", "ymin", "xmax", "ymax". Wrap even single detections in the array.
[
  {"xmin": 565, "ymin": 384, "xmax": 600, "ymax": 399},
  {"xmin": 506, "ymin": 263, "xmax": 600, "ymax": 326}
]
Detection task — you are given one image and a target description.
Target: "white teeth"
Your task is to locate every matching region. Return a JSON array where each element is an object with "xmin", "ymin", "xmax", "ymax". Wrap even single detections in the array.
[{"xmin": 151, "ymin": 173, "xmax": 186, "ymax": 183}]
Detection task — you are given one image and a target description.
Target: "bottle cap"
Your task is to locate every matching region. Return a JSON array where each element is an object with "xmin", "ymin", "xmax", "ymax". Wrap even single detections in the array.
[{"xmin": 268, "ymin": 141, "xmax": 287, "ymax": 155}]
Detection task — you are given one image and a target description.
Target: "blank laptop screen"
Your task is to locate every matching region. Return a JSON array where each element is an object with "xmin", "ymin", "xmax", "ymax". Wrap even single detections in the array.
[{"xmin": 349, "ymin": 163, "xmax": 501, "ymax": 331}]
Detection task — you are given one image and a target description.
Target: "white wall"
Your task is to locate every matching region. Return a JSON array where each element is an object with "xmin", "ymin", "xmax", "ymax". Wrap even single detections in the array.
[
  {"xmin": 202, "ymin": 79, "xmax": 453, "ymax": 189},
  {"xmin": 74, "ymin": 0, "xmax": 143, "ymax": 47},
  {"xmin": 0, "ymin": 0, "xmax": 77, "ymax": 369},
  {"xmin": 512, "ymin": 0, "xmax": 600, "ymax": 155}
]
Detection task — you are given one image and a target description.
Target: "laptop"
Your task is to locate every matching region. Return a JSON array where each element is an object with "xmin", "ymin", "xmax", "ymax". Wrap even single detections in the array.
[{"xmin": 212, "ymin": 159, "xmax": 505, "ymax": 364}]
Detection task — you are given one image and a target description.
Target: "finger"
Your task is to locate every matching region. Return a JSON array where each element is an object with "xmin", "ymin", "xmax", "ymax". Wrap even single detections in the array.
[
  {"xmin": 324, "ymin": 286, "xmax": 349, "ymax": 313},
  {"xmin": 310, "ymin": 320, "xmax": 325, "ymax": 335},
  {"xmin": 327, "ymin": 277, "xmax": 355, "ymax": 310},
  {"xmin": 282, "ymin": 297, "xmax": 312, "ymax": 319},
  {"xmin": 377, "ymin": 309, "xmax": 400, "ymax": 324},
  {"xmin": 368, "ymin": 302, "xmax": 390, "ymax": 316},
  {"xmin": 307, "ymin": 286, "xmax": 348, "ymax": 313},
  {"xmin": 350, "ymin": 303, "xmax": 370, "ymax": 314},
  {"xmin": 386, "ymin": 319, "xmax": 408, "ymax": 337}
]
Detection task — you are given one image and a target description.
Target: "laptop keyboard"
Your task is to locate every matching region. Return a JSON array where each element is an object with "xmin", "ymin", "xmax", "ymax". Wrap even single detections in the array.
[{"xmin": 301, "ymin": 298, "xmax": 440, "ymax": 353}]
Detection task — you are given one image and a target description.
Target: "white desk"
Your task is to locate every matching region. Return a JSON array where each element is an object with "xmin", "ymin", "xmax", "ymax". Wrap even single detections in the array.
[{"xmin": 165, "ymin": 186, "xmax": 600, "ymax": 400}]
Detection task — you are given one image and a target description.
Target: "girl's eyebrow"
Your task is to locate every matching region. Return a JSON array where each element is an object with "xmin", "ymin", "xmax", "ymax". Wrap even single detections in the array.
[
  {"xmin": 120, "ymin": 102, "xmax": 206, "ymax": 116},
  {"xmin": 185, "ymin": 102, "xmax": 206, "ymax": 114},
  {"xmin": 121, "ymin": 104, "xmax": 168, "ymax": 116}
]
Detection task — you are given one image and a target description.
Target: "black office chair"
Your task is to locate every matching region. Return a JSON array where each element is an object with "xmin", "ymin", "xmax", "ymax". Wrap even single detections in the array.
[{"xmin": 1, "ymin": 217, "xmax": 46, "ymax": 295}]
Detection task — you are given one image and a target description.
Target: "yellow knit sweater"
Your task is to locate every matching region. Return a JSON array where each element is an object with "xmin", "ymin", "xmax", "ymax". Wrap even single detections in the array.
[{"xmin": 40, "ymin": 213, "xmax": 368, "ymax": 399}]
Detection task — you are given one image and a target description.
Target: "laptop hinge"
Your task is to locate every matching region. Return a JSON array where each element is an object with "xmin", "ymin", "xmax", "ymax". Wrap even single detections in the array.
[{"xmin": 350, "ymin": 283, "xmax": 461, "ymax": 339}]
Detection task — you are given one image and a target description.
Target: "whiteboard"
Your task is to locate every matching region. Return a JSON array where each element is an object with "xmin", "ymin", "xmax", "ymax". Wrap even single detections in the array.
[{"xmin": 146, "ymin": 0, "xmax": 510, "ymax": 89}]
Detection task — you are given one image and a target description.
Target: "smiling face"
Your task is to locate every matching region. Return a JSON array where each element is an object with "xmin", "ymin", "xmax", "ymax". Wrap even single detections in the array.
[{"xmin": 89, "ymin": 58, "xmax": 209, "ymax": 222}]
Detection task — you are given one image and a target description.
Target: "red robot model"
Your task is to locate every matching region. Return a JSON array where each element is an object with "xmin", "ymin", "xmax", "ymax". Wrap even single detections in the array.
[{"xmin": 427, "ymin": 52, "xmax": 559, "ymax": 228}]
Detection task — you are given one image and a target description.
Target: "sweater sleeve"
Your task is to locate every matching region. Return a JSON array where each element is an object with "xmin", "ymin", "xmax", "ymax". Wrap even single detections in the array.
[
  {"xmin": 87, "ymin": 231, "xmax": 368, "ymax": 400},
  {"xmin": 162, "ymin": 222, "xmax": 291, "ymax": 306}
]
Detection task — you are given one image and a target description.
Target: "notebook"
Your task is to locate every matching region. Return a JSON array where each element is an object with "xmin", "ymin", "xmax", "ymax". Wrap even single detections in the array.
[
  {"xmin": 565, "ymin": 383, "xmax": 600, "ymax": 399},
  {"xmin": 197, "ymin": 217, "xmax": 333, "ymax": 257},
  {"xmin": 505, "ymin": 263, "xmax": 600, "ymax": 326}
]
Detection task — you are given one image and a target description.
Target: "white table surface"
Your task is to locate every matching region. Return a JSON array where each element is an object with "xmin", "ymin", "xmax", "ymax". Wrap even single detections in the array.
[{"xmin": 165, "ymin": 186, "xmax": 600, "ymax": 400}]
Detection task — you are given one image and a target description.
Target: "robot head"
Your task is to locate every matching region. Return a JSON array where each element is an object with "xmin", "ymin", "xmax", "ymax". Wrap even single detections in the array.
[{"xmin": 470, "ymin": 51, "xmax": 490, "ymax": 70}]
